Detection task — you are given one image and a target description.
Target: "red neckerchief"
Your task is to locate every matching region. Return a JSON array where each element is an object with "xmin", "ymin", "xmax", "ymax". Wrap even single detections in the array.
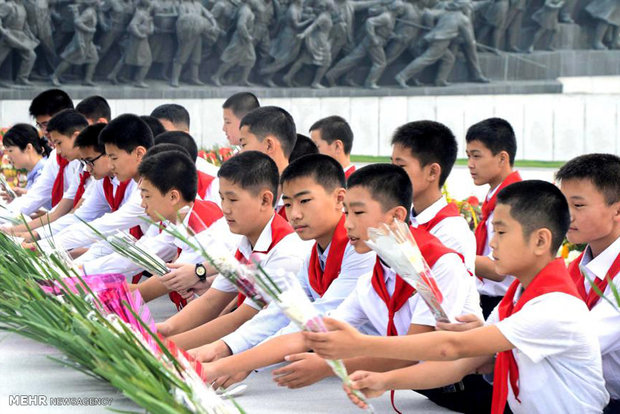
[
  {"xmin": 474, "ymin": 171, "xmax": 522, "ymax": 255},
  {"xmin": 308, "ymin": 215, "xmax": 348, "ymax": 296},
  {"xmin": 103, "ymin": 177, "xmax": 131, "ymax": 212},
  {"xmin": 197, "ymin": 171, "xmax": 215, "ymax": 200},
  {"xmin": 187, "ymin": 199, "xmax": 223, "ymax": 234},
  {"xmin": 344, "ymin": 165, "xmax": 356, "ymax": 180},
  {"xmin": 276, "ymin": 204, "xmax": 287, "ymax": 221},
  {"xmin": 417, "ymin": 201, "xmax": 460, "ymax": 232},
  {"xmin": 72, "ymin": 170, "xmax": 90, "ymax": 208},
  {"xmin": 491, "ymin": 259, "xmax": 582, "ymax": 414},
  {"xmin": 51, "ymin": 153, "xmax": 69, "ymax": 207},
  {"xmin": 235, "ymin": 213, "xmax": 294, "ymax": 306},
  {"xmin": 568, "ymin": 249, "xmax": 620, "ymax": 310},
  {"xmin": 372, "ymin": 225, "xmax": 459, "ymax": 414}
]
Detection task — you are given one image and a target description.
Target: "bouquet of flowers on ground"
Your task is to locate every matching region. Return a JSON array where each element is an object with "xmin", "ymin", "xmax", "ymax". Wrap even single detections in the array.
[
  {"xmin": 199, "ymin": 145, "xmax": 235, "ymax": 167},
  {"xmin": 365, "ymin": 219, "xmax": 449, "ymax": 323},
  {"xmin": 249, "ymin": 263, "xmax": 375, "ymax": 412}
]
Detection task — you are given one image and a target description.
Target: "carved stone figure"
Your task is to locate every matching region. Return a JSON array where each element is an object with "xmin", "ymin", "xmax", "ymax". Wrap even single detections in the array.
[
  {"xmin": 394, "ymin": 0, "xmax": 489, "ymax": 87},
  {"xmin": 51, "ymin": 0, "xmax": 99, "ymax": 86},
  {"xmin": 282, "ymin": 0, "xmax": 333, "ymax": 88},
  {"xmin": 385, "ymin": 0, "xmax": 423, "ymax": 64},
  {"xmin": 170, "ymin": 0, "xmax": 220, "ymax": 87},
  {"xmin": 474, "ymin": 0, "xmax": 509, "ymax": 51},
  {"xmin": 107, "ymin": 0, "xmax": 154, "ymax": 88},
  {"xmin": 251, "ymin": 0, "xmax": 276, "ymax": 70},
  {"xmin": 150, "ymin": 0, "xmax": 178, "ymax": 80},
  {"xmin": 585, "ymin": 0, "xmax": 620, "ymax": 50},
  {"xmin": 0, "ymin": 0, "xmax": 39, "ymax": 86},
  {"xmin": 24, "ymin": 0, "xmax": 56, "ymax": 76},
  {"xmin": 97, "ymin": 0, "xmax": 134, "ymax": 59},
  {"xmin": 503, "ymin": 0, "xmax": 527, "ymax": 52},
  {"xmin": 329, "ymin": 0, "xmax": 381, "ymax": 63},
  {"xmin": 259, "ymin": 0, "xmax": 311, "ymax": 86},
  {"xmin": 51, "ymin": 0, "xmax": 75, "ymax": 52},
  {"xmin": 211, "ymin": 0, "xmax": 256, "ymax": 86},
  {"xmin": 210, "ymin": 0, "xmax": 240, "ymax": 56},
  {"xmin": 326, "ymin": 1, "xmax": 407, "ymax": 89},
  {"xmin": 528, "ymin": 0, "xmax": 564, "ymax": 53}
]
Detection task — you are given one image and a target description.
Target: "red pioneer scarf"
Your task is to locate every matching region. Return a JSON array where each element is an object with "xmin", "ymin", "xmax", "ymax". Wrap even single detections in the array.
[
  {"xmin": 51, "ymin": 153, "xmax": 69, "ymax": 207},
  {"xmin": 568, "ymin": 249, "xmax": 620, "ymax": 310},
  {"xmin": 308, "ymin": 215, "xmax": 348, "ymax": 296}
]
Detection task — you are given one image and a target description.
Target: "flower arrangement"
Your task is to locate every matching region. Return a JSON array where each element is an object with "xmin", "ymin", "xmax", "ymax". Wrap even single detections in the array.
[
  {"xmin": 442, "ymin": 185, "xmax": 482, "ymax": 230},
  {"xmin": 558, "ymin": 239, "xmax": 586, "ymax": 266},
  {"xmin": 0, "ymin": 127, "xmax": 27, "ymax": 190},
  {"xmin": 198, "ymin": 145, "xmax": 236, "ymax": 167}
]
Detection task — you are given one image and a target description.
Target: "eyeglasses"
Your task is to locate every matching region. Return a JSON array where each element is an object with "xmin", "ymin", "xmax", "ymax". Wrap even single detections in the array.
[
  {"xmin": 35, "ymin": 120, "xmax": 49, "ymax": 131},
  {"xmin": 80, "ymin": 153, "xmax": 105, "ymax": 167}
]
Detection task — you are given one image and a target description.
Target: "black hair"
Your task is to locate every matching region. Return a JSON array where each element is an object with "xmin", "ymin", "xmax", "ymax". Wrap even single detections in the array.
[
  {"xmin": 76, "ymin": 95, "xmax": 111, "ymax": 122},
  {"xmin": 497, "ymin": 180, "xmax": 569, "ymax": 254},
  {"xmin": 309, "ymin": 115, "xmax": 354, "ymax": 155},
  {"xmin": 46, "ymin": 109, "xmax": 89, "ymax": 136},
  {"xmin": 222, "ymin": 92, "xmax": 260, "ymax": 118},
  {"xmin": 391, "ymin": 120, "xmax": 457, "ymax": 187},
  {"xmin": 240, "ymin": 106, "xmax": 297, "ymax": 158},
  {"xmin": 154, "ymin": 131, "xmax": 198, "ymax": 162},
  {"xmin": 555, "ymin": 153, "xmax": 620, "ymax": 205},
  {"xmin": 150, "ymin": 104, "xmax": 190, "ymax": 129},
  {"xmin": 99, "ymin": 114, "xmax": 154, "ymax": 153},
  {"xmin": 218, "ymin": 151, "xmax": 279, "ymax": 207},
  {"xmin": 289, "ymin": 134, "xmax": 318, "ymax": 162},
  {"xmin": 3, "ymin": 124, "xmax": 51, "ymax": 157},
  {"xmin": 29, "ymin": 89, "xmax": 73, "ymax": 118},
  {"xmin": 347, "ymin": 164, "xmax": 412, "ymax": 224},
  {"xmin": 140, "ymin": 115, "xmax": 166, "ymax": 137},
  {"xmin": 138, "ymin": 150, "xmax": 197, "ymax": 202},
  {"xmin": 74, "ymin": 123, "xmax": 107, "ymax": 153},
  {"xmin": 143, "ymin": 143, "xmax": 192, "ymax": 160},
  {"xmin": 281, "ymin": 153, "xmax": 345, "ymax": 193},
  {"xmin": 465, "ymin": 118, "xmax": 517, "ymax": 166}
]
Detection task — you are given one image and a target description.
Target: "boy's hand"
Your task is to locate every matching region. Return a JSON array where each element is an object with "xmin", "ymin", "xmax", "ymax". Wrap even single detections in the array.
[
  {"xmin": 344, "ymin": 370, "xmax": 388, "ymax": 408},
  {"xmin": 160, "ymin": 262, "xmax": 204, "ymax": 292},
  {"xmin": 303, "ymin": 317, "xmax": 366, "ymax": 360},
  {"xmin": 20, "ymin": 230, "xmax": 39, "ymax": 242},
  {"xmin": 436, "ymin": 314, "xmax": 484, "ymax": 332},
  {"xmin": 272, "ymin": 352, "xmax": 331, "ymax": 389},
  {"xmin": 189, "ymin": 340, "xmax": 232, "ymax": 363},
  {"xmin": 155, "ymin": 321, "xmax": 172, "ymax": 337}
]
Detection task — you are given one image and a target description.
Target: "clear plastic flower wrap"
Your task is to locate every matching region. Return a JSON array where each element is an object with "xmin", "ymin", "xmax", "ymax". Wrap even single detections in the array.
[{"xmin": 365, "ymin": 219, "xmax": 449, "ymax": 323}]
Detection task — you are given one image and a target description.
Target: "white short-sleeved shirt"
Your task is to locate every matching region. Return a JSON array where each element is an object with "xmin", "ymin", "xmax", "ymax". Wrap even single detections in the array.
[
  {"xmin": 477, "ymin": 186, "xmax": 515, "ymax": 297},
  {"xmin": 331, "ymin": 252, "xmax": 482, "ymax": 336},
  {"xmin": 222, "ymin": 243, "xmax": 376, "ymax": 354},
  {"xmin": 488, "ymin": 291, "xmax": 609, "ymax": 413},
  {"xmin": 196, "ymin": 156, "xmax": 220, "ymax": 176},
  {"xmin": 579, "ymin": 237, "xmax": 620, "ymax": 399},
  {"xmin": 7, "ymin": 150, "xmax": 81, "ymax": 216},
  {"xmin": 211, "ymin": 214, "xmax": 312, "ymax": 310},
  {"xmin": 410, "ymin": 196, "xmax": 476, "ymax": 273}
]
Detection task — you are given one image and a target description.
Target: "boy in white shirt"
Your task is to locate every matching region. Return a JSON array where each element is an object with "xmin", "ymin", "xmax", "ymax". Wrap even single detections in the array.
[
  {"xmin": 557, "ymin": 153, "xmax": 620, "ymax": 412},
  {"xmin": 307, "ymin": 180, "xmax": 609, "ymax": 414},
  {"xmin": 309, "ymin": 115, "xmax": 356, "ymax": 179},
  {"xmin": 199, "ymin": 164, "xmax": 479, "ymax": 393},
  {"xmin": 466, "ymin": 118, "xmax": 522, "ymax": 317},
  {"xmin": 222, "ymin": 92, "xmax": 260, "ymax": 146},
  {"xmin": 152, "ymin": 151, "xmax": 309, "ymax": 348}
]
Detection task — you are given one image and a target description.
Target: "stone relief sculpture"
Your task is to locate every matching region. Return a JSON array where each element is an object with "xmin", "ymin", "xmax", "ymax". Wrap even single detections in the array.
[{"xmin": 0, "ymin": 0, "xmax": 615, "ymax": 88}]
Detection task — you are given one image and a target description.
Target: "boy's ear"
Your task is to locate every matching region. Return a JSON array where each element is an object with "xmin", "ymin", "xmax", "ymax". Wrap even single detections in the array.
[
  {"xmin": 71, "ymin": 130, "xmax": 81, "ymax": 141},
  {"xmin": 333, "ymin": 187, "xmax": 346, "ymax": 209},
  {"xmin": 389, "ymin": 205, "xmax": 409, "ymax": 223},
  {"xmin": 168, "ymin": 188, "xmax": 181, "ymax": 204},
  {"xmin": 134, "ymin": 146, "xmax": 147, "ymax": 160},
  {"xmin": 498, "ymin": 150, "xmax": 509, "ymax": 165},
  {"xmin": 426, "ymin": 162, "xmax": 441, "ymax": 183},
  {"xmin": 532, "ymin": 228, "xmax": 553, "ymax": 256},
  {"xmin": 334, "ymin": 140, "xmax": 344, "ymax": 154},
  {"xmin": 260, "ymin": 189, "xmax": 274, "ymax": 209},
  {"xmin": 264, "ymin": 135, "xmax": 279, "ymax": 155}
]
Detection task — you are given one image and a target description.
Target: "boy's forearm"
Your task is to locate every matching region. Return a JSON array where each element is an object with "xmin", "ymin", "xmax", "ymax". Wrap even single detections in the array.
[
  {"xmin": 170, "ymin": 305, "xmax": 257, "ymax": 350},
  {"xmin": 345, "ymin": 356, "xmax": 415, "ymax": 374},
  {"xmin": 475, "ymin": 256, "xmax": 506, "ymax": 282},
  {"xmin": 212, "ymin": 332, "xmax": 308, "ymax": 377},
  {"xmin": 165, "ymin": 290, "xmax": 237, "ymax": 336}
]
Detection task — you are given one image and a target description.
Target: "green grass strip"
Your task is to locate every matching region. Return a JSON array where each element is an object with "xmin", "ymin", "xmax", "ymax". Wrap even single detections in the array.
[{"xmin": 351, "ymin": 155, "xmax": 565, "ymax": 168}]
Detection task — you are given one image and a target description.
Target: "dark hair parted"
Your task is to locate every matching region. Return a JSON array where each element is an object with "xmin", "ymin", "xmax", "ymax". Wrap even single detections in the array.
[
  {"xmin": 154, "ymin": 131, "xmax": 198, "ymax": 162},
  {"xmin": 99, "ymin": 114, "xmax": 154, "ymax": 153},
  {"xmin": 281, "ymin": 154, "xmax": 345, "ymax": 193},
  {"xmin": 150, "ymin": 104, "xmax": 190, "ymax": 129},
  {"xmin": 143, "ymin": 143, "xmax": 191, "ymax": 160},
  {"xmin": 46, "ymin": 109, "xmax": 89, "ymax": 136},
  {"xmin": 289, "ymin": 134, "xmax": 318, "ymax": 162},
  {"xmin": 218, "ymin": 151, "xmax": 279, "ymax": 207},
  {"xmin": 391, "ymin": 120, "xmax": 457, "ymax": 187},
  {"xmin": 497, "ymin": 180, "xmax": 570, "ymax": 253},
  {"xmin": 3, "ymin": 124, "xmax": 51, "ymax": 157},
  {"xmin": 29, "ymin": 89, "xmax": 73, "ymax": 118},
  {"xmin": 140, "ymin": 115, "xmax": 166, "ymax": 137},
  {"xmin": 74, "ymin": 123, "xmax": 107, "ymax": 153},
  {"xmin": 76, "ymin": 96, "xmax": 111, "ymax": 122},
  {"xmin": 223, "ymin": 92, "xmax": 260, "ymax": 118},
  {"xmin": 555, "ymin": 153, "xmax": 620, "ymax": 205},
  {"xmin": 309, "ymin": 115, "xmax": 354, "ymax": 155},
  {"xmin": 138, "ymin": 150, "xmax": 197, "ymax": 202},
  {"xmin": 240, "ymin": 106, "xmax": 297, "ymax": 158},
  {"xmin": 347, "ymin": 164, "xmax": 412, "ymax": 223},
  {"xmin": 465, "ymin": 117, "xmax": 517, "ymax": 166}
]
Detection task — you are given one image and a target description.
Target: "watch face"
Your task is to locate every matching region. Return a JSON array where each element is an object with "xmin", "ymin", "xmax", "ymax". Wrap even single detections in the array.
[{"xmin": 196, "ymin": 265, "xmax": 206, "ymax": 276}]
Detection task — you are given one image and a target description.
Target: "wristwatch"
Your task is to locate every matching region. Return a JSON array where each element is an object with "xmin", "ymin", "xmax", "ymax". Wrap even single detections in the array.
[{"xmin": 195, "ymin": 263, "xmax": 207, "ymax": 282}]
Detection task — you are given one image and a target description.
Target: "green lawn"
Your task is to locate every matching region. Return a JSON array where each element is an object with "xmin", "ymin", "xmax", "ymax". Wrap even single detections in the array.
[{"xmin": 351, "ymin": 155, "xmax": 565, "ymax": 169}]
